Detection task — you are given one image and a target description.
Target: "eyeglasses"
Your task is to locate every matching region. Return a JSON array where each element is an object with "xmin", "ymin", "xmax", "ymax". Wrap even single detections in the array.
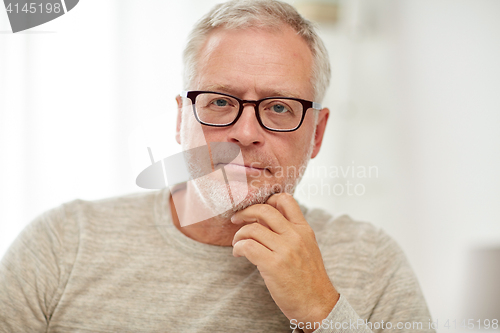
[{"xmin": 181, "ymin": 91, "xmax": 322, "ymax": 132}]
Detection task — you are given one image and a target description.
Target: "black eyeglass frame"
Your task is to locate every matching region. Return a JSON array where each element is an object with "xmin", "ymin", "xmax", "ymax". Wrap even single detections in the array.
[{"xmin": 181, "ymin": 90, "xmax": 322, "ymax": 132}]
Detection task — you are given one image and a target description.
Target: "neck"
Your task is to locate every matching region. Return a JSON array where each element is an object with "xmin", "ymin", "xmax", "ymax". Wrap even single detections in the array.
[{"xmin": 169, "ymin": 186, "xmax": 239, "ymax": 246}]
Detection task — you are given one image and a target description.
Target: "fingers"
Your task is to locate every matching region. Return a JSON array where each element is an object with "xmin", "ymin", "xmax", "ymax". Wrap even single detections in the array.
[
  {"xmin": 231, "ymin": 193, "xmax": 306, "ymax": 233},
  {"xmin": 232, "ymin": 222, "xmax": 282, "ymax": 251},
  {"xmin": 231, "ymin": 204, "xmax": 289, "ymax": 234},
  {"xmin": 232, "ymin": 238, "xmax": 273, "ymax": 267},
  {"xmin": 265, "ymin": 193, "xmax": 306, "ymax": 225}
]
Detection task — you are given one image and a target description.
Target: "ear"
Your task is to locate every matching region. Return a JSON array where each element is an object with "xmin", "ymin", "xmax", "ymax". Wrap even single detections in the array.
[
  {"xmin": 310, "ymin": 107, "xmax": 330, "ymax": 159},
  {"xmin": 175, "ymin": 95, "xmax": 183, "ymax": 144}
]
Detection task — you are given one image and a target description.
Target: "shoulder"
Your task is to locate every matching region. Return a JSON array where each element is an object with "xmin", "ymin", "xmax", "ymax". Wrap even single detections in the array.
[
  {"xmin": 303, "ymin": 206, "xmax": 406, "ymax": 277},
  {"xmin": 61, "ymin": 190, "xmax": 160, "ymax": 219},
  {"xmin": 304, "ymin": 207, "xmax": 395, "ymax": 252},
  {"xmin": 300, "ymin": 206, "xmax": 432, "ymax": 322},
  {"xmin": 50, "ymin": 190, "xmax": 162, "ymax": 232},
  {"xmin": 3, "ymin": 190, "xmax": 164, "ymax": 283},
  {"xmin": 12, "ymin": 190, "xmax": 163, "ymax": 256}
]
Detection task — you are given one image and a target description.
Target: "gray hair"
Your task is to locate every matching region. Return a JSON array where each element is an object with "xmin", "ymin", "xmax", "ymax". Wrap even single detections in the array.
[{"xmin": 183, "ymin": 0, "xmax": 331, "ymax": 103}]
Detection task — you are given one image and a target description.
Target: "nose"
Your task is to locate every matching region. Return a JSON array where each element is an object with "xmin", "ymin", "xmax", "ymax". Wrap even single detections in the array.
[{"xmin": 227, "ymin": 104, "xmax": 265, "ymax": 147}]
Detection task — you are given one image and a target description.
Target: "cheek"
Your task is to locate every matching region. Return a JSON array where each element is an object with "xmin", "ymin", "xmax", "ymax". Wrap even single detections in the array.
[
  {"xmin": 180, "ymin": 106, "xmax": 208, "ymax": 150},
  {"xmin": 199, "ymin": 125, "xmax": 229, "ymax": 143},
  {"xmin": 274, "ymin": 133, "xmax": 312, "ymax": 165},
  {"xmin": 181, "ymin": 111, "xmax": 231, "ymax": 154}
]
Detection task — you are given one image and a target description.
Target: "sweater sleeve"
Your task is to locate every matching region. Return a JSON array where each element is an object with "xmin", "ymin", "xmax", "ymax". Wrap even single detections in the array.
[
  {"xmin": 0, "ymin": 204, "xmax": 77, "ymax": 333},
  {"xmin": 293, "ymin": 227, "xmax": 435, "ymax": 333},
  {"xmin": 292, "ymin": 294, "xmax": 373, "ymax": 333},
  {"xmin": 362, "ymin": 230, "xmax": 435, "ymax": 333}
]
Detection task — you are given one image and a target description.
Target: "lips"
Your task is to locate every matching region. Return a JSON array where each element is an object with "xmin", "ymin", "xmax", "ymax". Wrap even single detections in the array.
[{"xmin": 216, "ymin": 162, "xmax": 270, "ymax": 177}]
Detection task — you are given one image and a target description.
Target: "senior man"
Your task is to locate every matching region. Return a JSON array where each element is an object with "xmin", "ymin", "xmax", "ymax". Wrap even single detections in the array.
[{"xmin": 0, "ymin": 0, "xmax": 434, "ymax": 332}]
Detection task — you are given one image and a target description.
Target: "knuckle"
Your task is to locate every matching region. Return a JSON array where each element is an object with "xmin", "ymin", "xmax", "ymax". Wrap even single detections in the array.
[
  {"xmin": 243, "ymin": 222, "xmax": 261, "ymax": 235},
  {"xmin": 286, "ymin": 228, "xmax": 300, "ymax": 241},
  {"xmin": 278, "ymin": 192, "xmax": 293, "ymax": 203},
  {"xmin": 305, "ymin": 227, "xmax": 317, "ymax": 240},
  {"xmin": 233, "ymin": 239, "xmax": 247, "ymax": 254},
  {"xmin": 261, "ymin": 204, "xmax": 275, "ymax": 214},
  {"xmin": 238, "ymin": 238, "xmax": 253, "ymax": 249},
  {"xmin": 280, "ymin": 245, "xmax": 297, "ymax": 263},
  {"xmin": 248, "ymin": 221, "xmax": 261, "ymax": 231}
]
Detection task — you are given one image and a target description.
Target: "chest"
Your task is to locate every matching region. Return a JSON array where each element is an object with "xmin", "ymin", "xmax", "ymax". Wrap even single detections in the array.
[{"xmin": 48, "ymin": 247, "xmax": 292, "ymax": 332}]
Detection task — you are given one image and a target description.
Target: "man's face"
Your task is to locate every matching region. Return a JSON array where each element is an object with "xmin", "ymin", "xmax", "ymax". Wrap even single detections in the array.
[{"xmin": 176, "ymin": 25, "xmax": 329, "ymax": 216}]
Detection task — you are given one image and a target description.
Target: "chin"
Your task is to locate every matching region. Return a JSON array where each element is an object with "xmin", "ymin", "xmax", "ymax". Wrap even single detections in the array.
[
  {"xmin": 218, "ymin": 180, "xmax": 299, "ymax": 219},
  {"xmin": 191, "ymin": 168, "xmax": 302, "ymax": 220}
]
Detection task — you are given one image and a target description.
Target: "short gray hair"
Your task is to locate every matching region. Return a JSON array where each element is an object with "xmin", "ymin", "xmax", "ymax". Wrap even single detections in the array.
[{"xmin": 183, "ymin": 0, "xmax": 331, "ymax": 103}]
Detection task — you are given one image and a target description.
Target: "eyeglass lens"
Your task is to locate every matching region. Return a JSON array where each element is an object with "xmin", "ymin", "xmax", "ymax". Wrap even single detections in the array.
[{"xmin": 194, "ymin": 93, "xmax": 304, "ymax": 130}]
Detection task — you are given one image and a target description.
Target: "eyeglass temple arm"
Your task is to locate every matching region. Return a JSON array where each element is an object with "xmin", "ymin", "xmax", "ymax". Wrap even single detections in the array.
[{"xmin": 312, "ymin": 102, "xmax": 322, "ymax": 110}]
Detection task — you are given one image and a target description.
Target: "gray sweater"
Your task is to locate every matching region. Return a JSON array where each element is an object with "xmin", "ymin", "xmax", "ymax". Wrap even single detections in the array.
[{"xmin": 0, "ymin": 189, "xmax": 434, "ymax": 332}]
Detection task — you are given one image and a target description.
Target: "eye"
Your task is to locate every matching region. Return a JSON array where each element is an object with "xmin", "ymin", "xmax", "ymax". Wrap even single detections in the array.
[
  {"xmin": 212, "ymin": 99, "xmax": 229, "ymax": 107},
  {"xmin": 271, "ymin": 103, "xmax": 289, "ymax": 114}
]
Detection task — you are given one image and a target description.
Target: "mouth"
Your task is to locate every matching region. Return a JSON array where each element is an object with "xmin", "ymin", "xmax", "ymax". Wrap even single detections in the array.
[{"xmin": 215, "ymin": 163, "xmax": 270, "ymax": 176}]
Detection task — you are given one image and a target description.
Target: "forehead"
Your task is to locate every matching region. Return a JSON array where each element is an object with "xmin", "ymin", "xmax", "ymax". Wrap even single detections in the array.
[{"xmin": 193, "ymin": 25, "xmax": 314, "ymax": 99}]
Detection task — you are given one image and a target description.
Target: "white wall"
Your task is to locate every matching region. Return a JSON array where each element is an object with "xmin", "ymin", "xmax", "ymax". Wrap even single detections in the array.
[
  {"xmin": 295, "ymin": 0, "xmax": 500, "ymax": 327},
  {"xmin": 396, "ymin": 0, "xmax": 500, "ymax": 323},
  {"xmin": 0, "ymin": 0, "xmax": 200, "ymax": 255}
]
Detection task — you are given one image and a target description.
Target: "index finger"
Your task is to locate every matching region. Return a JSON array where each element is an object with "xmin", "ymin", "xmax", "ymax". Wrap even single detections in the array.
[
  {"xmin": 265, "ymin": 193, "xmax": 306, "ymax": 225},
  {"xmin": 231, "ymin": 204, "xmax": 291, "ymax": 235}
]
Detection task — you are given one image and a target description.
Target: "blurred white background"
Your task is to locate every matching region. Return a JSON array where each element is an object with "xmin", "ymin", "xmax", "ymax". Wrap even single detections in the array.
[{"xmin": 1, "ymin": 0, "xmax": 499, "ymax": 331}]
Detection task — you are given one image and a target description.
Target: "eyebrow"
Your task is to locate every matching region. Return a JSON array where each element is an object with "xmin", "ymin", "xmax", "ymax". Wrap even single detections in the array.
[{"xmin": 202, "ymin": 84, "xmax": 302, "ymax": 99}]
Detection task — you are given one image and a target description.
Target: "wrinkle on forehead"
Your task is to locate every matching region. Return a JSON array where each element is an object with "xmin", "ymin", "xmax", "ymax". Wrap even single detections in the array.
[
  {"xmin": 202, "ymin": 83, "xmax": 303, "ymax": 100},
  {"xmin": 193, "ymin": 25, "xmax": 315, "ymax": 100}
]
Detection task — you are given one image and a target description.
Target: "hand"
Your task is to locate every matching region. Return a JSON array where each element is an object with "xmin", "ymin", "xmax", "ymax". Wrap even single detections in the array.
[{"xmin": 231, "ymin": 193, "xmax": 339, "ymax": 331}]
